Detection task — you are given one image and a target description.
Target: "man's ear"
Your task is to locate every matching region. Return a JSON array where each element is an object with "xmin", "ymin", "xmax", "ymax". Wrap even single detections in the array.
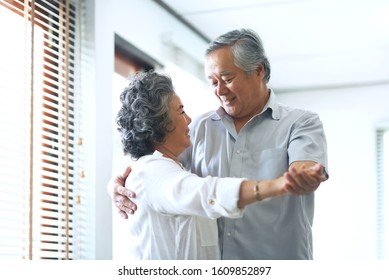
[
  {"xmin": 256, "ymin": 64, "xmax": 264, "ymax": 78},
  {"xmin": 256, "ymin": 64, "xmax": 262, "ymax": 73}
]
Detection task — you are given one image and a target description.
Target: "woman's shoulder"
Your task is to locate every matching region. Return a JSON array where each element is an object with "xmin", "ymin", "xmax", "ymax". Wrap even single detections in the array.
[{"xmin": 133, "ymin": 151, "xmax": 185, "ymax": 174}]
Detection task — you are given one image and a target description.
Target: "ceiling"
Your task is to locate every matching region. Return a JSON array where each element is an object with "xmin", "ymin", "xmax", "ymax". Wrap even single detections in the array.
[
  {"xmin": 157, "ymin": 0, "xmax": 389, "ymax": 57},
  {"xmin": 156, "ymin": 0, "xmax": 389, "ymax": 90}
]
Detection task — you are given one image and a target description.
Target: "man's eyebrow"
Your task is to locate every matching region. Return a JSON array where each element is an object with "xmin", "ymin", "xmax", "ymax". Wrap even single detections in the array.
[
  {"xmin": 207, "ymin": 70, "xmax": 233, "ymax": 79},
  {"xmin": 220, "ymin": 70, "xmax": 233, "ymax": 76},
  {"xmin": 177, "ymin": 104, "xmax": 184, "ymax": 110}
]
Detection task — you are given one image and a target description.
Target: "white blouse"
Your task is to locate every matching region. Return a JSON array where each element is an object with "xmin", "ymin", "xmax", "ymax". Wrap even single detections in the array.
[{"xmin": 119, "ymin": 150, "xmax": 245, "ymax": 260}]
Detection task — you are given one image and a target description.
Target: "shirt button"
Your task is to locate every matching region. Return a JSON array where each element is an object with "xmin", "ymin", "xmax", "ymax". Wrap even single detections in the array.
[
  {"xmin": 226, "ymin": 232, "xmax": 231, "ymax": 237},
  {"xmin": 236, "ymin": 150, "xmax": 241, "ymax": 154},
  {"xmin": 208, "ymin": 199, "xmax": 215, "ymax": 205}
]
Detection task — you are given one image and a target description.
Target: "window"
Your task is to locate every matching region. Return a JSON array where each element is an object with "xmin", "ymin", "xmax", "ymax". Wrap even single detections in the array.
[
  {"xmin": 0, "ymin": 0, "xmax": 86, "ymax": 259},
  {"xmin": 376, "ymin": 128, "xmax": 389, "ymax": 259}
]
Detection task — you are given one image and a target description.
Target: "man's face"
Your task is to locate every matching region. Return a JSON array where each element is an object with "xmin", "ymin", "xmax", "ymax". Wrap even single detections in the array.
[{"xmin": 205, "ymin": 46, "xmax": 264, "ymax": 121}]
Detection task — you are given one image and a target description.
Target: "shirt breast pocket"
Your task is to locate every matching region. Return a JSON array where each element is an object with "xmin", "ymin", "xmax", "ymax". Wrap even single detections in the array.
[{"xmin": 250, "ymin": 148, "xmax": 288, "ymax": 180}]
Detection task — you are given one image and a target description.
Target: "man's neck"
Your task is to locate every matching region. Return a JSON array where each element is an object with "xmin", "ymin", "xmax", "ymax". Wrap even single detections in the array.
[{"xmin": 234, "ymin": 89, "xmax": 270, "ymax": 133}]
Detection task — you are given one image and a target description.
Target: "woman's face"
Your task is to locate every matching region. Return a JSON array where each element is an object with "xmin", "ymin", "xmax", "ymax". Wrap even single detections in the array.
[{"xmin": 163, "ymin": 94, "xmax": 192, "ymax": 157}]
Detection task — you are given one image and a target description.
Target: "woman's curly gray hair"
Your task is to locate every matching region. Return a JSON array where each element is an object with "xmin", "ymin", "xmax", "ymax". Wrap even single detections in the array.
[{"xmin": 116, "ymin": 71, "xmax": 175, "ymax": 159}]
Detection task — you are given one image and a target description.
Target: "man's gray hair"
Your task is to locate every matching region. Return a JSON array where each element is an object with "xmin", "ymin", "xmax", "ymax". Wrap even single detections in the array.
[{"xmin": 205, "ymin": 28, "xmax": 271, "ymax": 82}]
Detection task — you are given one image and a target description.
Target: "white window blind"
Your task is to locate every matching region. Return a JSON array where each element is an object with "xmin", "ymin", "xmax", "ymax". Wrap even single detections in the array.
[
  {"xmin": 377, "ymin": 128, "xmax": 389, "ymax": 259},
  {"xmin": 0, "ymin": 0, "xmax": 86, "ymax": 260}
]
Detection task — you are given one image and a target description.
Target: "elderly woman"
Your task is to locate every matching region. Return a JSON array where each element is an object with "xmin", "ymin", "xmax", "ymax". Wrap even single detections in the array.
[{"xmin": 115, "ymin": 71, "xmax": 288, "ymax": 259}]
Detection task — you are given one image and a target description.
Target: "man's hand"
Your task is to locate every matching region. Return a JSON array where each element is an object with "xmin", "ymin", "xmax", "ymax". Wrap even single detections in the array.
[
  {"xmin": 284, "ymin": 162, "xmax": 328, "ymax": 195},
  {"xmin": 113, "ymin": 166, "xmax": 138, "ymax": 219}
]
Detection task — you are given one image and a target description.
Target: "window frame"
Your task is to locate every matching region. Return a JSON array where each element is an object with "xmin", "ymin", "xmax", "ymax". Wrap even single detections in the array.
[
  {"xmin": 376, "ymin": 127, "xmax": 389, "ymax": 259},
  {"xmin": 0, "ymin": 0, "xmax": 86, "ymax": 260}
]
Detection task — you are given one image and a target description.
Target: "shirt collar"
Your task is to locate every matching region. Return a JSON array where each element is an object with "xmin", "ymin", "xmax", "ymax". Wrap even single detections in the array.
[{"xmin": 265, "ymin": 89, "xmax": 280, "ymax": 120}]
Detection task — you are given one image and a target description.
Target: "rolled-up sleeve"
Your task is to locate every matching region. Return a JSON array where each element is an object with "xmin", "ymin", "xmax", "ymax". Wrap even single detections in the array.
[{"xmin": 288, "ymin": 111, "xmax": 328, "ymax": 170}]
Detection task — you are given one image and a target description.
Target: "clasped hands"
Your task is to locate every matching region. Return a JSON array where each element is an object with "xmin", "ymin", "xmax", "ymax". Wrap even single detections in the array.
[{"xmin": 283, "ymin": 162, "xmax": 328, "ymax": 195}]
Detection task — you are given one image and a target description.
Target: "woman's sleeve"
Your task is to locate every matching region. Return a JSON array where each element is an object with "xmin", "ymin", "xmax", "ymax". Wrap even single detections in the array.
[{"xmin": 143, "ymin": 157, "xmax": 245, "ymax": 219}]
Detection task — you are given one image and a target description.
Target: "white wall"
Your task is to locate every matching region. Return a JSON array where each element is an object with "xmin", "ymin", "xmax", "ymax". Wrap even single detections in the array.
[{"xmin": 270, "ymin": 20, "xmax": 389, "ymax": 258}]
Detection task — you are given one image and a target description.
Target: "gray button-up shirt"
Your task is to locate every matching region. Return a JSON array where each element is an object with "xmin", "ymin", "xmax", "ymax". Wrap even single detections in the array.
[{"xmin": 180, "ymin": 90, "xmax": 328, "ymax": 259}]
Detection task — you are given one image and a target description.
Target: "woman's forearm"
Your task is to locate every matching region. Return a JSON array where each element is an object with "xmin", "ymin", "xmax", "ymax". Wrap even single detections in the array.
[{"xmin": 238, "ymin": 177, "xmax": 288, "ymax": 208}]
